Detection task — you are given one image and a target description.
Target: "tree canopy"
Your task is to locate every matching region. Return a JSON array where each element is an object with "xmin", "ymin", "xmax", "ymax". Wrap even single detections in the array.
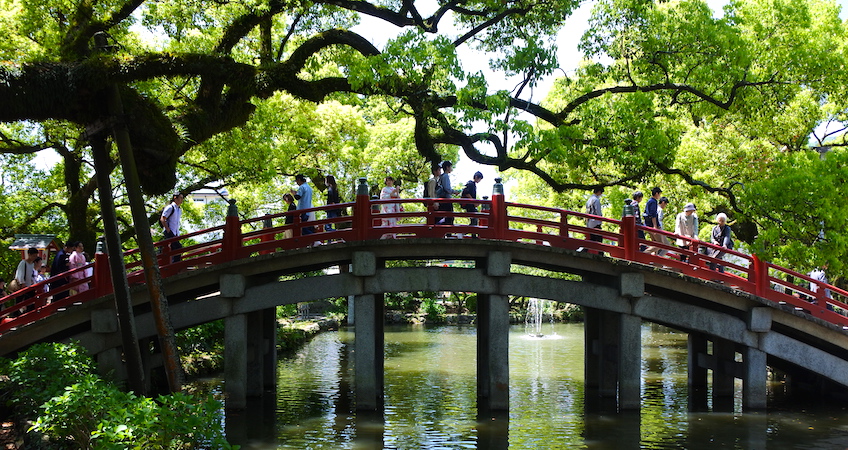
[{"xmin": 1, "ymin": 0, "xmax": 848, "ymax": 279}]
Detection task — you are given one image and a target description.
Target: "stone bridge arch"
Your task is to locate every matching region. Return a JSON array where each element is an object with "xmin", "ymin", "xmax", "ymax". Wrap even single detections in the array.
[{"xmin": 3, "ymin": 239, "xmax": 848, "ymax": 411}]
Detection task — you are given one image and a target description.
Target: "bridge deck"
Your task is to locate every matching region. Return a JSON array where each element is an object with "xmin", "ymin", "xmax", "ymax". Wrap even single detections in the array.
[{"xmin": 2, "ymin": 191, "xmax": 847, "ymax": 338}]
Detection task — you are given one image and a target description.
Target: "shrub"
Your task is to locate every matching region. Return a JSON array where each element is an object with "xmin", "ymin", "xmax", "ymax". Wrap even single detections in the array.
[
  {"xmin": 3, "ymin": 341, "xmax": 96, "ymax": 417},
  {"xmin": 32, "ymin": 376, "xmax": 236, "ymax": 450},
  {"xmin": 422, "ymin": 298, "xmax": 446, "ymax": 322}
]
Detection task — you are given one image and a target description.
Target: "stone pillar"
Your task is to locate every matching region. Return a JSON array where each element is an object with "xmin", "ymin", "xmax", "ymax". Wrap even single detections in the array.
[
  {"xmin": 712, "ymin": 338, "xmax": 736, "ymax": 411},
  {"xmin": 246, "ymin": 310, "xmax": 265, "ymax": 397},
  {"xmin": 598, "ymin": 310, "xmax": 619, "ymax": 397},
  {"xmin": 477, "ymin": 294, "xmax": 510, "ymax": 410},
  {"xmin": 354, "ymin": 293, "xmax": 384, "ymax": 410},
  {"xmin": 347, "ymin": 295, "xmax": 356, "ymax": 325},
  {"xmin": 619, "ymin": 313, "xmax": 642, "ymax": 410},
  {"xmin": 742, "ymin": 346, "xmax": 767, "ymax": 409},
  {"xmin": 584, "ymin": 307, "xmax": 601, "ymax": 392},
  {"xmin": 96, "ymin": 347, "xmax": 125, "ymax": 382},
  {"xmin": 225, "ymin": 313, "xmax": 248, "ymax": 409},
  {"xmin": 262, "ymin": 308, "xmax": 278, "ymax": 390},
  {"xmin": 744, "ymin": 307, "xmax": 770, "ymax": 410},
  {"xmin": 687, "ymin": 333, "xmax": 709, "ymax": 412}
]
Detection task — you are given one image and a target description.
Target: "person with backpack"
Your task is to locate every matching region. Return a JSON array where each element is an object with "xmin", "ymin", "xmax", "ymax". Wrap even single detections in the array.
[
  {"xmin": 460, "ymin": 171, "xmax": 484, "ymax": 226},
  {"xmin": 160, "ymin": 191, "xmax": 185, "ymax": 262}
]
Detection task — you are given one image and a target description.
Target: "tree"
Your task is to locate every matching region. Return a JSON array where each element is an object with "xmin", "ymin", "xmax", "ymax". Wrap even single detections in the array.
[{"xmin": 1, "ymin": 0, "xmax": 847, "ymax": 277}]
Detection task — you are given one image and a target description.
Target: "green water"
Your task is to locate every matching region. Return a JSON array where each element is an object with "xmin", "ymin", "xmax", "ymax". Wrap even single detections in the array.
[{"xmin": 225, "ymin": 323, "xmax": 848, "ymax": 449}]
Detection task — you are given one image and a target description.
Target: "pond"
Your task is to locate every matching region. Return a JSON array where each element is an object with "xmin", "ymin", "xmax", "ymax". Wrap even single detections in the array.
[{"xmin": 223, "ymin": 322, "xmax": 848, "ymax": 449}]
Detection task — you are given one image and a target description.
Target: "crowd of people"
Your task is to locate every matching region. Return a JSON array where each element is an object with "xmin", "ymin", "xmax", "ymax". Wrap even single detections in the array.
[
  {"xmin": 1, "ymin": 168, "xmax": 832, "ymax": 308},
  {"xmin": 270, "ymin": 162, "xmax": 485, "ymax": 240},
  {"xmin": 584, "ymin": 187, "xmax": 832, "ymax": 300},
  {"xmin": 586, "ymin": 186, "xmax": 734, "ymax": 272},
  {"xmin": 2, "ymin": 240, "xmax": 91, "ymax": 313}
]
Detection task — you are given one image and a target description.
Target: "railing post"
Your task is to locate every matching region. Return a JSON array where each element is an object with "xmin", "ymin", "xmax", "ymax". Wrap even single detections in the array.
[
  {"xmin": 94, "ymin": 251, "xmax": 113, "ymax": 298},
  {"xmin": 480, "ymin": 196, "xmax": 490, "ymax": 228},
  {"xmin": 222, "ymin": 200, "xmax": 242, "ymax": 262},
  {"xmin": 559, "ymin": 211, "xmax": 570, "ymax": 238},
  {"xmin": 354, "ymin": 177, "xmax": 371, "ymax": 241},
  {"xmin": 620, "ymin": 201, "xmax": 637, "ymax": 261},
  {"xmin": 491, "ymin": 178, "xmax": 506, "ymax": 239},
  {"xmin": 260, "ymin": 216, "xmax": 274, "ymax": 255},
  {"xmin": 752, "ymin": 255, "xmax": 767, "ymax": 298}
]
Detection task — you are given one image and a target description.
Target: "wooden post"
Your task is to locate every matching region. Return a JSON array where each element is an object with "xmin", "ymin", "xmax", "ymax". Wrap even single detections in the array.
[
  {"xmin": 93, "ymin": 252, "xmax": 113, "ymax": 298},
  {"xmin": 621, "ymin": 216, "xmax": 637, "ymax": 261},
  {"xmin": 259, "ymin": 216, "xmax": 273, "ymax": 255},
  {"xmin": 222, "ymin": 200, "xmax": 242, "ymax": 262},
  {"xmin": 95, "ymin": 32, "xmax": 182, "ymax": 393},
  {"xmin": 752, "ymin": 255, "xmax": 767, "ymax": 298},
  {"xmin": 491, "ymin": 178, "xmax": 506, "ymax": 240},
  {"xmin": 354, "ymin": 177, "xmax": 371, "ymax": 241},
  {"xmin": 559, "ymin": 211, "xmax": 570, "ymax": 239}
]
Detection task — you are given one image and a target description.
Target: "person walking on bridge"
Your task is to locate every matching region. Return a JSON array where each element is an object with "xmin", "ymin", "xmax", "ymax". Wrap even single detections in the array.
[
  {"xmin": 68, "ymin": 241, "xmax": 89, "ymax": 294},
  {"xmin": 50, "ymin": 241, "xmax": 72, "ymax": 300},
  {"xmin": 644, "ymin": 190, "xmax": 670, "ymax": 256},
  {"xmin": 585, "ymin": 187, "xmax": 604, "ymax": 244},
  {"xmin": 282, "ymin": 193, "xmax": 296, "ymax": 239},
  {"xmin": 292, "ymin": 174, "xmax": 315, "ymax": 236},
  {"xmin": 709, "ymin": 213, "xmax": 733, "ymax": 274},
  {"xmin": 324, "ymin": 175, "xmax": 341, "ymax": 232},
  {"xmin": 809, "ymin": 264, "xmax": 832, "ymax": 308},
  {"xmin": 461, "ymin": 171, "xmax": 484, "ymax": 227},
  {"xmin": 632, "ymin": 191, "xmax": 646, "ymax": 250},
  {"xmin": 160, "ymin": 191, "xmax": 185, "ymax": 262},
  {"xmin": 13, "ymin": 248, "xmax": 39, "ymax": 292},
  {"xmin": 436, "ymin": 160, "xmax": 459, "ymax": 226},
  {"xmin": 380, "ymin": 176, "xmax": 402, "ymax": 238},
  {"xmin": 674, "ymin": 203, "xmax": 699, "ymax": 262}
]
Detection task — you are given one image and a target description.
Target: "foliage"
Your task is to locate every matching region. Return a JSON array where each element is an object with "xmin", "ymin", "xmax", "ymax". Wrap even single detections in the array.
[
  {"xmin": 277, "ymin": 321, "xmax": 321, "ymax": 353},
  {"xmin": 2, "ymin": 341, "xmax": 96, "ymax": 417},
  {"xmin": 385, "ymin": 291, "xmax": 426, "ymax": 312},
  {"xmin": 421, "ymin": 297, "xmax": 446, "ymax": 322},
  {"xmin": 1, "ymin": 0, "xmax": 848, "ymax": 284},
  {"xmin": 176, "ymin": 320, "xmax": 225, "ymax": 377},
  {"xmin": 2, "ymin": 341, "xmax": 234, "ymax": 449},
  {"xmin": 32, "ymin": 376, "xmax": 235, "ymax": 450}
]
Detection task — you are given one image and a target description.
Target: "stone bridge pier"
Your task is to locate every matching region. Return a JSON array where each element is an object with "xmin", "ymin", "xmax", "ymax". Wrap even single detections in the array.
[{"xmin": 217, "ymin": 255, "xmax": 774, "ymax": 412}]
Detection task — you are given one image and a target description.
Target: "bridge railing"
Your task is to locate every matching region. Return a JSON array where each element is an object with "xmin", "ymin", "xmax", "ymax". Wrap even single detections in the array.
[{"xmin": 3, "ymin": 186, "xmax": 848, "ymax": 333}]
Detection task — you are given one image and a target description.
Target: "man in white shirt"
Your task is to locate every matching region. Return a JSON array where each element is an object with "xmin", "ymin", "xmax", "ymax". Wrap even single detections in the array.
[
  {"xmin": 160, "ymin": 191, "xmax": 185, "ymax": 262},
  {"xmin": 809, "ymin": 264, "xmax": 832, "ymax": 306}
]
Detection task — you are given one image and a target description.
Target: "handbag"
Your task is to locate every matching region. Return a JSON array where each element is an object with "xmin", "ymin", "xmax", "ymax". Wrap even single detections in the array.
[{"xmin": 8, "ymin": 279, "xmax": 22, "ymax": 292}]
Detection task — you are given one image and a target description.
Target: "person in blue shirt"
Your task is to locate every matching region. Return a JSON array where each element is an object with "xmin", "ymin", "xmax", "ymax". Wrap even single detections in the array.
[
  {"xmin": 643, "ymin": 187, "xmax": 669, "ymax": 256},
  {"xmin": 644, "ymin": 187, "xmax": 662, "ymax": 229},
  {"xmin": 291, "ymin": 174, "xmax": 315, "ymax": 235}
]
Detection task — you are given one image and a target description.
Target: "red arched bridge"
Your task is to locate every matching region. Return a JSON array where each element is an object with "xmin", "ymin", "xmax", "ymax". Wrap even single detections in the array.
[
  {"xmin": 2, "ymin": 178, "xmax": 848, "ymax": 411},
  {"xmin": 3, "ymin": 181, "xmax": 844, "ymax": 332}
]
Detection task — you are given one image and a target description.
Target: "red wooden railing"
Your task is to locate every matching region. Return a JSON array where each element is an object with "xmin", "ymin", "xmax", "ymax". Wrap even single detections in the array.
[{"xmin": 2, "ymin": 184, "xmax": 847, "ymax": 333}]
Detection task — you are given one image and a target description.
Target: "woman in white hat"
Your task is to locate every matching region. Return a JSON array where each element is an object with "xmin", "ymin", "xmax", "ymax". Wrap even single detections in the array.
[{"xmin": 674, "ymin": 203, "xmax": 699, "ymax": 262}]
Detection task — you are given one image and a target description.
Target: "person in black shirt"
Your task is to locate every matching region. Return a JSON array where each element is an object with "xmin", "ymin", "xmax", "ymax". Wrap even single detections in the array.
[
  {"xmin": 50, "ymin": 241, "xmax": 73, "ymax": 301},
  {"xmin": 461, "ymin": 171, "xmax": 484, "ymax": 226},
  {"xmin": 283, "ymin": 193, "xmax": 296, "ymax": 239}
]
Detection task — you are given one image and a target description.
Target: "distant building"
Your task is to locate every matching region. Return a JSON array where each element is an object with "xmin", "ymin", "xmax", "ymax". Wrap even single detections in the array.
[{"xmin": 191, "ymin": 188, "xmax": 229, "ymax": 205}]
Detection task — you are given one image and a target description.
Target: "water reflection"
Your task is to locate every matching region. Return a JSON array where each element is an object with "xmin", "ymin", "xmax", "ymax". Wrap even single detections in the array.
[{"xmin": 225, "ymin": 323, "xmax": 848, "ymax": 449}]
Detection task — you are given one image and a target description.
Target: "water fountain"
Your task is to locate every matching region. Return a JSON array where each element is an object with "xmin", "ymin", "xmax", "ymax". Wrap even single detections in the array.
[{"xmin": 525, "ymin": 298, "xmax": 547, "ymax": 337}]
